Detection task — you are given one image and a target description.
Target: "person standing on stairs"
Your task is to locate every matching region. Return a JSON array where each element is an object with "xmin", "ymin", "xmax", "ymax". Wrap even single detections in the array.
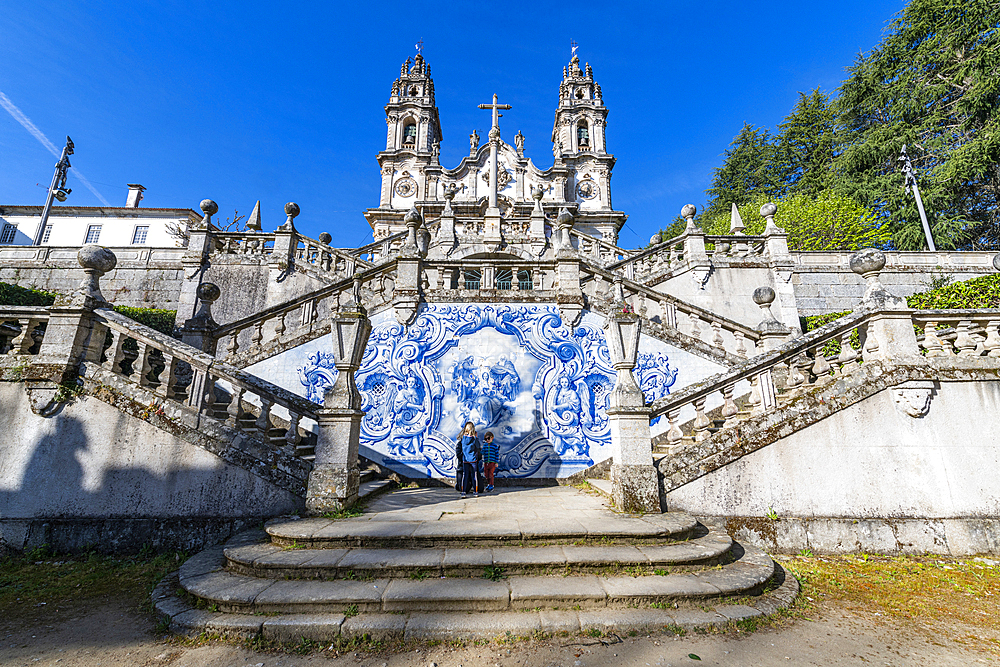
[
  {"xmin": 482, "ymin": 431, "xmax": 498, "ymax": 492},
  {"xmin": 456, "ymin": 421, "xmax": 482, "ymax": 498}
]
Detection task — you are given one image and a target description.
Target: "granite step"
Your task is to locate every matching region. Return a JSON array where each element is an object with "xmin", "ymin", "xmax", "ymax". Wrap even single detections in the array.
[
  {"xmin": 264, "ymin": 511, "xmax": 698, "ymax": 549},
  {"xmin": 156, "ymin": 552, "xmax": 797, "ymax": 641},
  {"xmin": 225, "ymin": 530, "xmax": 733, "ymax": 579},
  {"xmin": 176, "ymin": 533, "xmax": 771, "ymax": 614}
]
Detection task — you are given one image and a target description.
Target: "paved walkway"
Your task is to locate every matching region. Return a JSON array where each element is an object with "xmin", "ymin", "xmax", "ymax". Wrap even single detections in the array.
[{"xmin": 266, "ymin": 486, "xmax": 696, "ymax": 545}]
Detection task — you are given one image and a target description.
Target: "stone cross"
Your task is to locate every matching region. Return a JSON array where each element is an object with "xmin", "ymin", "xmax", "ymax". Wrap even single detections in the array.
[{"xmin": 478, "ymin": 94, "xmax": 512, "ymax": 213}]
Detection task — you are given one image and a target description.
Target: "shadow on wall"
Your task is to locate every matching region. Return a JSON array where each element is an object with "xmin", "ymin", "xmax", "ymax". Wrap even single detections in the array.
[{"xmin": 0, "ymin": 410, "xmax": 300, "ymax": 555}]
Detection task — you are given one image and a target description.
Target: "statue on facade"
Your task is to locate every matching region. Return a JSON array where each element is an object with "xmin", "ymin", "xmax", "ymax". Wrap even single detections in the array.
[
  {"xmin": 548, "ymin": 376, "xmax": 588, "ymax": 457},
  {"xmin": 388, "ymin": 374, "xmax": 426, "ymax": 456},
  {"xmin": 514, "ymin": 130, "xmax": 525, "ymax": 155},
  {"xmin": 470, "ymin": 130, "xmax": 480, "ymax": 152},
  {"xmin": 431, "ymin": 140, "xmax": 440, "ymax": 160}
]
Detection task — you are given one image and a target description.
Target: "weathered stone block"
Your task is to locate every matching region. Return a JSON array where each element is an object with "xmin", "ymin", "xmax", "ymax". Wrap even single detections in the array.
[{"xmin": 611, "ymin": 464, "xmax": 661, "ymax": 513}]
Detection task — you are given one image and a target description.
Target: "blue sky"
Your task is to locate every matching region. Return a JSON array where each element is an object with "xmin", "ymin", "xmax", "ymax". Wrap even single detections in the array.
[{"xmin": 0, "ymin": 0, "xmax": 905, "ymax": 248}]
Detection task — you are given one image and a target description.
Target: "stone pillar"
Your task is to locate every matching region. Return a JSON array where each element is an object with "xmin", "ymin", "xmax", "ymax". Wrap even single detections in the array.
[
  {"xmin": 434, "ymin": 185, "xmax": 458, "ymax": 251},
  {"xmin": 759, "ymin": 202, "xmax": 800, "ymax": 332},
  {"xmin": 306, "ymin": 301, "xmax": 373, "ymax": 514},
  {"xmin": 753, "ymin": 286, "xmax": 791, "ymax": 352},
  {"xmin": 605, "ymin": 308, "xmax": 660, "ymax": 513},
  {"xmin": 680, "ymin": 204, "xmax": 710, "ymax": 287},
  {"xmin": 271, "ymin": 202, "xmax": 300, "ymax": 269},
  {"xmin": 28, "ymin": 245, "xmax": 117, "ymax": 383},
  {"xmin": 178, "ymin": 282, "xmax": 221, "ymax": 355},
  {"xmin": 393, "ymin": 206, "xmax": 423, "ymax": 325},
  {"xmin": 529, "ymin": 186, "xmax": 547, "ymax": 256},
  {"xmin": 555, "ymin": 212, "xmax": 584, "ymax": 327},
  {"xmin": 176, "ymin": 199, "xmax": 217, "ymax": 324},
  {"xmin": 851, "ymin": 248, "xmax": 921, "ymax": 363}
]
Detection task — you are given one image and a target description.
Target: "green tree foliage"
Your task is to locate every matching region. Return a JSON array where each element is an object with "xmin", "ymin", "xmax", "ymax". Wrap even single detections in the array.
[
  {"xmin": 835, "ymin": 0, "xmax": 1000, "ymax": 250},
  {"xmin": 0, "ymin": 283, "xmax": 56, "ymax": 306},
  {"xmin": 699, "ymin": 192, "xmax": 890, "ymax": 251},
  {"xmin": 703, "ymin": 124, "xmax": 783, "ymax": 222},
  {"xmin": 905, "ymin": 273, "xmax": 1000, "ymax": 309},
  {"xmin": 775, "ymin": 89, "xmax": 838, "ymax": 197}
]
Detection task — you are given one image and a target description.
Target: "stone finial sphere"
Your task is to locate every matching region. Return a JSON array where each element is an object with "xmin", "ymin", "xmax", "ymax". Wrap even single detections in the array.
[
  {"xmin": 993, "ymin": 253, "xmax": 1000, "ymax": 272},
  {"xmin": 318, "ymin": 232, "xmax": 332, "ymax": 244},
  {"xmin": 850, "ymin": 248, "xmax": 887, "ymax": 276},
  {"xmin": 752, "ymin": 286, "xmax": 776, "ymax": 306},
  {"xmin": 200, "ymin": 199, "xmax": 219, "ymax": 216},
  {"xmin": 650, "ymin": 233, "xmax": 662, "ymax": 245},
  {"xmin": 284, "ymin": 202, "xmax": 300, "ymax": 218},
  {"xmin": 760, "ymin": 202, "xmax": 778, "ymax": 217},
  {"xmin": 196, "ymin": 282, "xmax": 221, "ymax": 303},
  {"xmin": 78, "ymin": 244, "xmax": 117, "ymax": 274},
  {"xmin": 681, "ymin": 204, "xmax": 697, "ymax": 218},
  {"xmin": 403, "ymin": 206, "xmax": 421, "ymax": 224}
]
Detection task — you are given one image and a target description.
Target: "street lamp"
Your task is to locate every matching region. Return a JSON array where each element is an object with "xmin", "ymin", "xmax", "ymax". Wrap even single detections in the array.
[
  {"xmin": 33, "ymin": 136, "xmax": 74, "ymax": 246},
  {"xmin": 898, "ymin": 144, "xmax": 936, "ymax": 252}
]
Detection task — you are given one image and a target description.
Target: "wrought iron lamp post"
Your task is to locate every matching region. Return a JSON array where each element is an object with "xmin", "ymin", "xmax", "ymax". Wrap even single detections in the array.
[
  {"xmin": 898, "ymin": 145, "xmax": 936, "ymax": 252},
  {"xmin": 34, "ymin": 136, "xmax": 74, "ymax": 246}
]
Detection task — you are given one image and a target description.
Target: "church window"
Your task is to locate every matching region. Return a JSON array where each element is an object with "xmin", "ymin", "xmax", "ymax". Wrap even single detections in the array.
[
  {"xmin": 1, "ymin": 224, "xmax": 17, "ymax": 244},
  {"xmin": 518, "ymin": 269, "xmax": 533, "ymax": 291},
  {"xmin": 577, "ymin": 122, "xmax": 590, "ymax": 148},
  {"xmin": 495, "ymin": 268, "xmax": 513, "ymax": 290},
  {"xmin": 41, "ymin": 225, "xmax": 52, "ymax": 243},
  {"xmin": 132, "ymin": 225, "xmax": 149, "ymax": 244},
  {"xmin": 85, "ymin": 225, "xmax": 102, "ymax": 244},
  {"xmin": 575, "ymin": 88, "xmax": 586, "ymax": 99},
  {"xmin": 409, "ymin": 86, "xmax": 419, "ymax": 96},
  {"xmin": 403, "ymin": 123, "xmax": 417, "ymax": 146},
  {"xmin": 463, "ymin": 269, "xmax": 481, "ymax": 290}
]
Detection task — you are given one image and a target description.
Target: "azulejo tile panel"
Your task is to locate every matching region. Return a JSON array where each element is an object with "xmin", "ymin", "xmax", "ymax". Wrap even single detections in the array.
[{"xmin": 247, "ymin": 304, "xmax": 723, "ymax": 479}]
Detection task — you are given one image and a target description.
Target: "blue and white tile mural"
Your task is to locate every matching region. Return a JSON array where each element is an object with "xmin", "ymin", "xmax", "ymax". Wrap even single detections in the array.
[{"xmin": 246, "ymin": 304, "xmax": 729, "ymax": 479}]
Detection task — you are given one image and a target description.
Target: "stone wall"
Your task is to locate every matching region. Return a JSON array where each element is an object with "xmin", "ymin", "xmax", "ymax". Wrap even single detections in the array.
[
  {"xmin": 0, "ymin": 382, "xmax": 303, "ymax": 554},
  {"xmin": 0, "ymin": 246, "xmax": 185, "ymax": 310},
  {"xmin": 664, "ymin": 379, "xmax": 1000, "ymax": 555}
]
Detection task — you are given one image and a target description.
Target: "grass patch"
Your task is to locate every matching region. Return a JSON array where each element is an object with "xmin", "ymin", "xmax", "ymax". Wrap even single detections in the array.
[
  {"xmin": 0, "ymin": 546, "xmax": 187, "ymax": 622},
  {"xmin": 321, "ymin": 504, "xmax": 365, "ymax": 520},
  {"xmin": 779, "ymin": 553, "xmax": 1000, "ymax": 655},
  {"xmin": 483, "ymin": 566, "xmax": 507, "ymax": 582}
]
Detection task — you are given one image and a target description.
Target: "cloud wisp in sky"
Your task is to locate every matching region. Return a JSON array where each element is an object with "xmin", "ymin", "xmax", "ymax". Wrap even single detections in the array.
[{"xmin": 0, "ymin": 90, "xmax": 112, "ymax": 207}]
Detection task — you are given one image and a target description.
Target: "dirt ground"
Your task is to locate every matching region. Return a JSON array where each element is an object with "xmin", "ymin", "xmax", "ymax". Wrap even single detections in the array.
[{"xmin": 0, "ymin": 598, "xmax": 995, "ymax": 667}]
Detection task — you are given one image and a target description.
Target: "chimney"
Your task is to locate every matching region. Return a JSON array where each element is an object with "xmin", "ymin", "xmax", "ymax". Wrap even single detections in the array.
[{"xmin": 126, "ymin": 184, "xmax": 146, "ymax": 208}]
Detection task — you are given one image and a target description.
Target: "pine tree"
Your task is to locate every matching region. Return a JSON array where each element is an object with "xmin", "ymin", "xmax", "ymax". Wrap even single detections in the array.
[
  {"xmin": 776, "ymin": 89, "xmax": 838, "ymax": 197},
  {"xmin": 835, "ymin": 0, "xmax": 1000, "ymax": 250},
  {"xmin": 703, "ymin": 124, "xmax": 783, "ymax": 221}
]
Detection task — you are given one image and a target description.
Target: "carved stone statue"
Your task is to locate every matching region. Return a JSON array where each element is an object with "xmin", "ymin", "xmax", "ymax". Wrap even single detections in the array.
[
  {"xmin": 514, "ymin": 130, "xmax": 525, "ymax": 154},
  {"xmin": 470, "ymin": 130, "xmax": 480, "ymax": 152},
  {"xmin": 431, "ymin": 140, "xmax": 440, "ymax": 160}
]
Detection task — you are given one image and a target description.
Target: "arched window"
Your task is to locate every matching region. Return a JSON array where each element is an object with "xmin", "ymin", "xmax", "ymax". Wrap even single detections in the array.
[
  {"xmin": 409, "ymin": 85, "xmax": 419, "ymax": 96},
  {"xmin": 517, "ymin": 269, "xmax": 533, "ymax": 291},
  {"xmin": 403, "ymin": 123, "xmax": 417, "ymax": 147},
  {"xmin": 464, "ymin": 269, "xmax": 481, "ymax": 290},
  {"xmin": 575, "ymin": 88, "xmax": 586, "ymax": 99},
  {"xmin": 495, "ymin": 268, "xmax": 513, "ymax": 290},
  {"xmin": 577, "ymin": 122, "xmax": 590, "ymax": 149}
]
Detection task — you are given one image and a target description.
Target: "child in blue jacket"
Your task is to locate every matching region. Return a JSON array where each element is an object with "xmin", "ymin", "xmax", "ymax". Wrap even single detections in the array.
[{"xmin": 455, "ymin": 421, "xmax": 481, "ymax": 498}]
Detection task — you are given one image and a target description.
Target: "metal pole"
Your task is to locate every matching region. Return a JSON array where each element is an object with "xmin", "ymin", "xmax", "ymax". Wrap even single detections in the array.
[
  {"xmin": 898, "ymin": 145, "xmax": 936, "ymax": 252},
  {"xmin": 34, "ymin": 136, "xmax": 73, "ymax": 246}
]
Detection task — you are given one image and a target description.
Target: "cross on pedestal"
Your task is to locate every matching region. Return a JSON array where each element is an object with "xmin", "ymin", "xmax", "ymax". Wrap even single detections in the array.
[{"xmin": 478, "ymin": 94, "xmax": 512, "ymax": 213}]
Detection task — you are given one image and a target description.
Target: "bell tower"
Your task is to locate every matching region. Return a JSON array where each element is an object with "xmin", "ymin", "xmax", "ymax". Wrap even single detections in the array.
[
  {"xmin": 377, "ymin": 52, "xmax": 443, "ymax": 211},
  {"xmin": 552, "ymin": 53, "xmax": 619, "ymax": 237}
]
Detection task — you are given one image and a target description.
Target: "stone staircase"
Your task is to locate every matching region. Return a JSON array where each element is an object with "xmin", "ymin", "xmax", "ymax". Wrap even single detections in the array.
[{"xmin": 153, "ymin": 486, "xmax": 797, "ymax": 641}]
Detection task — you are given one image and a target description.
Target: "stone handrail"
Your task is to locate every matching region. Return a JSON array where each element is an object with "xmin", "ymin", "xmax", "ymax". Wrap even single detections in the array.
[
  {"xmin": 581, "ymin": 264, "xmax": 761, "ymax": 358},
  {"xmin": 211, "ymin": 231, "xmax": 276, "ymax": 256},
  {"xmin": 911, "ymin": 309, "xmax": 1000, "ymax": 357},
  {"xmin": 425, "ymin": 258, "xmax": 554, "ymax": 291},
  {"xmin": 704, "ymin": 235, "xmax": 767, "ymax": 258},
  {"xmin": 93, "ymin": 309, "xmax": 319, "ymax": 453},
  {"xmin": 647, "ymin": 308, "xmax": 873, "ymax": 445},
  {"xmin": 567, "ymin": 228, "xmax": 632, "ymax": 265},
  {"xmin": 294, "ymin": 233, "xmax": 374, "ymax": 274},
  {"xmin": 352, "ymin": 231, "xmax": 408, "ymax": 263},
  {"xmin": 0, "ymin": 306, "xmax": 50, "ymax": 355},
  {"xmin": 212, "ymin": 261, "xmax": 397, "ymax": 366}
]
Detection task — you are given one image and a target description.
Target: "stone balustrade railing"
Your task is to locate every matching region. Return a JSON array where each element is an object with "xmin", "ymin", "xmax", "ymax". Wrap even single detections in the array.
[
  {"xmin": 705, "ymin": 235, "xmax": 767, "ymax": 259},
  {"xmin": 567, "ymin": 228, "xmax": 631, "ymax": 265},
  {"xmin": 0, "ymin": 306, "xmax": 50, "ymax": 355},
  {"xmin": 353, "ymin": 231, "xmax": 408, "ymax": 263},
  {"xmin": 912, "ymin": 310, "xmax": 1000, "ymax": 357},
  {"xmin": 648, "ymin": 309, "xmax": 871, "ymax": 446},
  {"xmin": 212, "ymin": 263, "xmax": 397, "ymax": 366},
  {"xmin": 423, "ymin": 259, "xmax": 553, "ymax": 292},
  {"xmin": 92, "ymin": 309, "xmax": 318, "ymax": 454},
  {"xmin": 211, "ymin": 231, "xmax": 276, "ymax": 257},
  {"xmin": 581, "ymin": 265, "xmax": 762, "ymax": 359},
  {"xmin": 293, "ymin": 234, "xmax": 373, "ymax": 276}
]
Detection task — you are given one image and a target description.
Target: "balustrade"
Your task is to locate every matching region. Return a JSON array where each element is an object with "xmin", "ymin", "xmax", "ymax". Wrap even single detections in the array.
[
  {"xmin": 912, "ymin": 311, "xmax": 1000, "ymax": 358},
  {"xmin": 0, "ymin": 308, "xmax": 49, "ymax": 355}
]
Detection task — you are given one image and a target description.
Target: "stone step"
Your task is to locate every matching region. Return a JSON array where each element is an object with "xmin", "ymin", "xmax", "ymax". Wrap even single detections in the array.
[
  {"xmin": 175, "ymin": 535, "xmax": 772, "ymax": 615},
  {"xmin": 264, "ymin": 511, "xmax": 698, "ymax": 549},
  {"xmin": 585, "ymin": 478, "xmax": 612, "ymax": 499},
  {"xmin": 156, "ymin": 563, "xmax": 798, "ymax": 641},
  {"xmin": 224, "ymin": 531, "xmax": 734, "ymax": 579}
]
